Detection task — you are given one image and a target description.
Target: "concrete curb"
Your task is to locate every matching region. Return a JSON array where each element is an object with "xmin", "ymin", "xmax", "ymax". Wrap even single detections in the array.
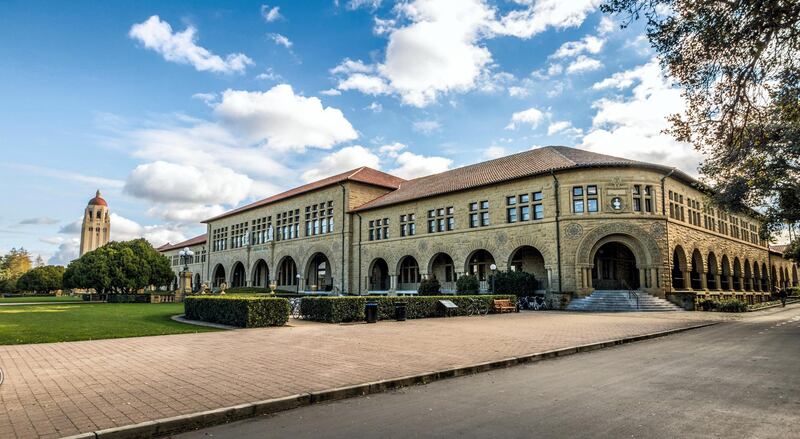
[
  {"xmin": 170, "ymin": 314, "xmax": 237, "ymax": 330},
  {"xmin": 60, "ymin": 321, "xmax": 718, "ymax": 439}
]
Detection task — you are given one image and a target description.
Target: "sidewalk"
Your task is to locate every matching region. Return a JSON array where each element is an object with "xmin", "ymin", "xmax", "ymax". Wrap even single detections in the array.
[{"xmin": 0, "ymin": 311, "xmax": 736, "ymax": 438}]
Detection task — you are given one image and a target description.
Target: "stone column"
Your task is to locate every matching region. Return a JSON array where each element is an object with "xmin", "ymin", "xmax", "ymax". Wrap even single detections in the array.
[
  {"xmin": 699, "ymin": 270, "xmax": 708, "ymax": 290},
  {"xmin": 682, "ymin": 270, "xmax": 693, "ymax": 291},
  {"xmin": 714, "ymin": 273, "xmax": 722, "ymax": 291},
  {"xmin": 178, "ymin": 270, "xmax": 192, "ymax": 302},
  {"xmin": 638, "ymin": 268, "xmax": 646, "ymax": 290},
  {"xmin": 389, "ymin": 274, "xmax": 397, "ymax": 293}
]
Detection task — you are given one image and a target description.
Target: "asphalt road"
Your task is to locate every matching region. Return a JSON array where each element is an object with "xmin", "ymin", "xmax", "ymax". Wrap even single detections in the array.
[{"xmin": 176, "ymin": 305, "xmax": 800, "ymax": 439}]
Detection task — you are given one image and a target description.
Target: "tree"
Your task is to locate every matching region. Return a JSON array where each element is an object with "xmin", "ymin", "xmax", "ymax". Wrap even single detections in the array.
[
  {"xmin": 456, "ymin": 274, "xmax": 480, "ymax": 295},
  {"xmin": 490, "ymin": 270, "xmax": 538, "ymax": 297},
  {"xmin": 0, "ymin": 247, "xmax": 33, "ymax": 292},
  {"xmin": 785, "ymin": 238, "xmax": 800, "ymax": 262},
  {"xmin": 602, "ymin": 0, "xmax": 800, "ymax": 234},
  {"xmin": 64, "ymin": 239, "xmax": 173, "ymax": 293},
  {"xmin": 17, "ymin": 265, "xmax": 65, "ymax": 294}
]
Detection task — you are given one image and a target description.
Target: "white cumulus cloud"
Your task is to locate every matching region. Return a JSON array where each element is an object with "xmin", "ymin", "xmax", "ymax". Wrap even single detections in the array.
[
  {"xmin": 261, "ymin": 5, "xmax": 282, "ymax": 22},
  {"xmin": 129, "ymin": 15, "xmax": 253, "ymax": 74},
  {"xmin": 566, "ymin": 55, "xmax": 603, "ymax": 74},
  {"xmin": 506, "ymin": 107, "xmax": 545, "ymax": 130},
  {"xmin": 389, "ymin": 151, "xmax": 453, "ymax": 179},
  {"xmin": 124, "ymin": 161, "xmax": 253, "ymax": 206},
  {"xmin": 301, "ymin": 145, "xmax": 381, "ymax": 182},
  {"xmin": 214, "ymin": 84, "xmax": 358, "ymax": 152}
]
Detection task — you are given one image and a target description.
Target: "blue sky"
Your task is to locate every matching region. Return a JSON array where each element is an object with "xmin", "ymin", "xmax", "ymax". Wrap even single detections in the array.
[{"xmin": 0, "ymin": 0, "xmax": 703, "ymax": 264}]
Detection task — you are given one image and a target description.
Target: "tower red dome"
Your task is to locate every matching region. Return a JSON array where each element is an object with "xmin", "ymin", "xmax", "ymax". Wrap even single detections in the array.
[{"xmin": 88, "ymin": 190, "xmax": 108, "ymax": 207}]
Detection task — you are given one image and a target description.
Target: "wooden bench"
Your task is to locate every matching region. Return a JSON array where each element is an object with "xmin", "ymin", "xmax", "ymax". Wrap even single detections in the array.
[{"xmin": 493, "ymin": 299, "xmax": 516, "ymax": 313}]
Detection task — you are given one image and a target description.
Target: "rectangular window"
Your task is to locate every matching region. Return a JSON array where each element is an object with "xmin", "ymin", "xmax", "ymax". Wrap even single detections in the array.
[
  {"xmin": 368, "ymin": 218, "xmax": 389, "ymax": 241},
  {"xmin": 520, "ymin": 205, "xmax": 530, "ymax": 221},
  {"xmin": 573, "ymin": 199, "xmax": 585, "ymax": 213},
  {"xmin": 587, "ymin": 198, "xmax": 599, "ymax": 212},
  {"xmin": 506, "ymin": 196, "xmax": 517, "ymax": 206},
  {"xmin": 507, "ymin": 207, "xmax": 518, "ymax": 223},
  {"xmin": 399, "ymin": 213, "xmax": 415, "ymax": 237},
  {"xmin": 469, "ymin": 200, "xmax": 490, "ymax": 228},
  {"xmin": 428, "ymin": 206, "xmax": 454, "ymax": 233},
  {"xmin": 534, "ymin": 204, "xmax": 544, "ymax": 220},
  {"xmin": 519, "ymin": 194, "xmax": 529, "ymax": 204}
]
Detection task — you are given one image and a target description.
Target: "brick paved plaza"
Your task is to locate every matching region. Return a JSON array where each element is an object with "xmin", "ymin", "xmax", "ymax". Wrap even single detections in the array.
[{"xmin": 0, "ymin": 312, "xmax": 733, "ymax": 438}]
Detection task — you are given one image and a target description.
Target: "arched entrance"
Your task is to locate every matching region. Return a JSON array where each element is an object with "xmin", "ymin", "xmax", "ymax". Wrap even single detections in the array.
[
  {"xmin": 753, "ymin": 263, "xmax": 761, "ymax": 291},
  {"xmin": 591, "ymin": 242, "xmax": 639, "ymax": 290},
  {"xmin": 306, "ymin": 253, "xmax": 332, "ymax": 292},
  {"xmin": 761, "ymin": 263, "xmax": 769, "ymax": 291},
  {"xmin": 369, "ymin": 258, "xmax": 389, "ymax": 291},
  {"xmin": 733, "ymin": 258, "xmax": 743, "ymax": 291},
  {"xmin": 194, "ymin": 273, "xmax": 201, "ymax": 292},
  {"xmin": 397, "ymin": 256, "xmax": 421, "ymax": 291},
  {"xmin": 509, "ymin": 246, "xmax": 547, "ymax": 290},
  {"xmin": 212, "ymin": 264, "xmax": 226, "ymax": 288},
  {"xmin": 672, "ymin": 246, "xmax": 688, "ymax": 289},
  {"xmin": 690, "ymin": 250, "xmax": 704, "ymax": 290},
  {"xmin": 278, "ymin": 257, "xmax": 298, "ymax": 288},
  {"xmin": 231, "ymin": 262, "xmax": 246, "ymax": 288},
  {"xmin": 429, "ymin": 253, "xmax": 456, "ymax": 292},
  {"xmin": 252, "ymin": 259, "xmax": 269, "ymax": 288},
  {"xmin": 466, "ymin": 249, "xmax": 495, "ymax": 291},
  {"xmin": 720, "ymin": 255, "xmax": 731, "ymax": 290},
  {"xmin": 706, "ymin": 253, "xmax": 719, "ymax": 290}
]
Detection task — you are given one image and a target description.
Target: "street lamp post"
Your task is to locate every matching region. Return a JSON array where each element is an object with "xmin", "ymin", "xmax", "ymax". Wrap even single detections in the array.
[
  {"xmin": 490, "ymin": 263, "xmax": 497, "ymax": 293},
  {"xmin": 296, "ymin": 273, "xmax": 301, "ymax": 294},
  {"xmin": 179, "ymin": 247, "xmax": 195, "ymax": 272}
]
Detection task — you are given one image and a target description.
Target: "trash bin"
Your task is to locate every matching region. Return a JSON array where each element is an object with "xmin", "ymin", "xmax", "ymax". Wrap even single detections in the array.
[
  {"xmin": 395, "ymin": 302, "xmax": 407, "ymax": 321},
  {"xmin": 365, "ymin": 302, "xmax": 378, "ymax": 323}
]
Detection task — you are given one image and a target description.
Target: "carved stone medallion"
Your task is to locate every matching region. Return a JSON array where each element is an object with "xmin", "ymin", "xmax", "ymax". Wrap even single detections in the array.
[{"xmin": 564, "ymin": 223, "xmax": 583, "ymax": 239}]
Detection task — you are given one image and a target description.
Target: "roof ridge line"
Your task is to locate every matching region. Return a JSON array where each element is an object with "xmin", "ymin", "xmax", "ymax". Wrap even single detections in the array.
[{"xmin": 547, "ymin": 145, "xmax": 577, "ymax": 165}]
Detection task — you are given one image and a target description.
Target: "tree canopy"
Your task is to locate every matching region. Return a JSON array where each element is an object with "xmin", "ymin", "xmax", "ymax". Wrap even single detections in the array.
[
  {"xmin": 0, "ymin": 248, "xmax": 33, "ymax": 292},
  {"xmin": 16, "ymin": 265, "xmax": 66, "ymax": 294},
  {"xmin": 64, "ymin": 239, "xmax": 174, "ymax": 294},
  {"xmin": 602, "ymin": 0, "xmax": 800, "ymax": 235}
]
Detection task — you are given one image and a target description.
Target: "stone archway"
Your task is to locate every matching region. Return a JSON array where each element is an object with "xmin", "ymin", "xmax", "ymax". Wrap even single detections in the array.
[
  {"xmin": 369, "ymin": 258, "xmax": 389, "ymax": 291},
  {"xmin": 591, "ymin": 242, "xmax": 640, "ymax": 290},
  {"xmin": 231, "ymin": 262, "xmax": 246, "ymax": 288},
  {"xmin": 690, "ymin": 250, "xmax": 705, "ymax": 290},
  {"xmin": 672, "ymin": 245, "xmax": 689, "ymax": 290},
  {"xmin": 306, "ymin": 253, "xmax": 332, "ymax": 292},
  {"xmin": 509, "ymin": 245, "xmax": 548, "ymax": 290},
  {"xmin": 706, "ymin": 252, "xmax": 719, "ymax": 290},
  {"xmin": 397, "ymin": 256, "xmax": 421, "ymax": 292},
  {"xmin": 277, "ymin": 256, "xmax": 298, "ymax": 289},
  {"xmin": 428, "ymin": 252, "xmax": 456, "ymax": 292},
  {"xmin": 251, "ymin": 259, "xmax": 269, "ymax": 288},
  {"xmin": 574, "ymin": 224, "xmax": 661, "ymax": 294},
  {"xmin": 193, "ymin": 273, "xmax": 201, "ymax": 292},
  {"xmin": 212, "ymin": 264, "xmax": 226, "ymax": 288}
]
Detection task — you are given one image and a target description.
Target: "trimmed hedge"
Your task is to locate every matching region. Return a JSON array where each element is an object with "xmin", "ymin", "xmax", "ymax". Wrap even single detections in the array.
[
  {"xmin": 456, "ymin": 275, "xmax": 480, "ymax": 294},
  {"xmin": 490, "ymin": 270, "xmax": 538, "ymax": 297},
  {"xmin": 697, "ymin": 298, "xmax": 748, "ymax": 312},
  {"xmin": 417, "ymin": 278, "xmax": 441, "ymax": 295},
  {"xmin": 300, "ymin": 295, "xmax": 517, "ymax": 323},
  {"xmin": 184, "ymin": 296, "xmax": 290, "ymax": 327},
  {"xmin": 300, "ymin": 296, "xmax": 366, "ymax": 323}
]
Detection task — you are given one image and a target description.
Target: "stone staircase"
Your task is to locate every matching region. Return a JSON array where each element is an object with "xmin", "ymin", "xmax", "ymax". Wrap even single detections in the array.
[{"xmin": 566, "ymin": 290, "xmax": 684, "ymax": 312}]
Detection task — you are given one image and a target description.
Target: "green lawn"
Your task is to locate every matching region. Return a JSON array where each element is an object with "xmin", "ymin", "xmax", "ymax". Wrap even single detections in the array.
[
  {"xmin": 0, "ymin": 303, "xmax": 219, "ymax": 345},
  {"xmin": 0, "ymin": 295, "xmax": 83, "ymax": 303}
]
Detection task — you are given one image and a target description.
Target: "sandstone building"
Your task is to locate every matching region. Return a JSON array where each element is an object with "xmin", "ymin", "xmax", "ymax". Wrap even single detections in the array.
[
  {"xmin": 158, "ymin": 146, "xmax": 798, "ymax": 303},
  {"xmin": 79, "ymin": 190, "xmax": 111, "ymax": 257}
]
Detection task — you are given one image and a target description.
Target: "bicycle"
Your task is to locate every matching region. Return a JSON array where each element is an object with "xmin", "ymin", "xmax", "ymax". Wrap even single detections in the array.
[
  {"xmin": 289, "ymin": 297, "xmax": 303, "ymax": 319},
  {"xmin": 465, "ymin": 297, "xmax": 489, "ymax": 316},
  {"xmin": 531, "ymin": 296, "xmax": 549, "ymax": 311}
]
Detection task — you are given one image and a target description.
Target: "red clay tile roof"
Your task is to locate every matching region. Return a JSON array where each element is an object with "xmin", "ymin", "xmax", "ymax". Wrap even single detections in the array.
[
  {"xmin": 157, "ymin": 234, "xmax": 207, "ymax": 252},
  {"xmin": 88, "ymin": 190, "xmax": 107, "ymax": 207},
  {"xmin": 353, "ymin": 146, "xmax": 694, "ymax": 211},
  {"xmin": 770, "ymin": 244, "xmax": 789, "ymax": 255},
  {"xmin": 203, "ymin": 167, "xmax": 405, "ymax": 223}
]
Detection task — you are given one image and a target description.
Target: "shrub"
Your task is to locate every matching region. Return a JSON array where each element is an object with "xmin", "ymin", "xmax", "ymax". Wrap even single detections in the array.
[
  {"xmin": 184, "ymin": 296, "xmax": 290, "ymax": 327},
  {"xmin": 718, "ymin": 298, "xmax": 748, "ymax": 313},
  {"xmin": 107, "ymin": 294, "xmax": 152, "ymax": 303},
  {"xmin": 418, "ymin": 278, "xmax": 441, "ymax": 295},
  {"xmin": 698, "ymin": 298, "xmax": 718, "ymax": 311},
  {"xmin": 490, "ymin": 270, "xmax": 537, "ymax": 296},
  {"xmin": 456, "ymin": 274, "xmax": 480, "ymax": 294},
  {"xmin": 300, "ymin": 296, "xmax": 366, "ymax": 323},
  {"xmin": 300, "ymin": 295, "xmax": 516, "ymax": 322}
]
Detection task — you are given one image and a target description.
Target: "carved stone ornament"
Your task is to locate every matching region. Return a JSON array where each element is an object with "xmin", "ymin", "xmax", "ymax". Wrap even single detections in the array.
[{"xmin": 564, "ymin": 223, "xmax": 583, "ymax": 239}]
